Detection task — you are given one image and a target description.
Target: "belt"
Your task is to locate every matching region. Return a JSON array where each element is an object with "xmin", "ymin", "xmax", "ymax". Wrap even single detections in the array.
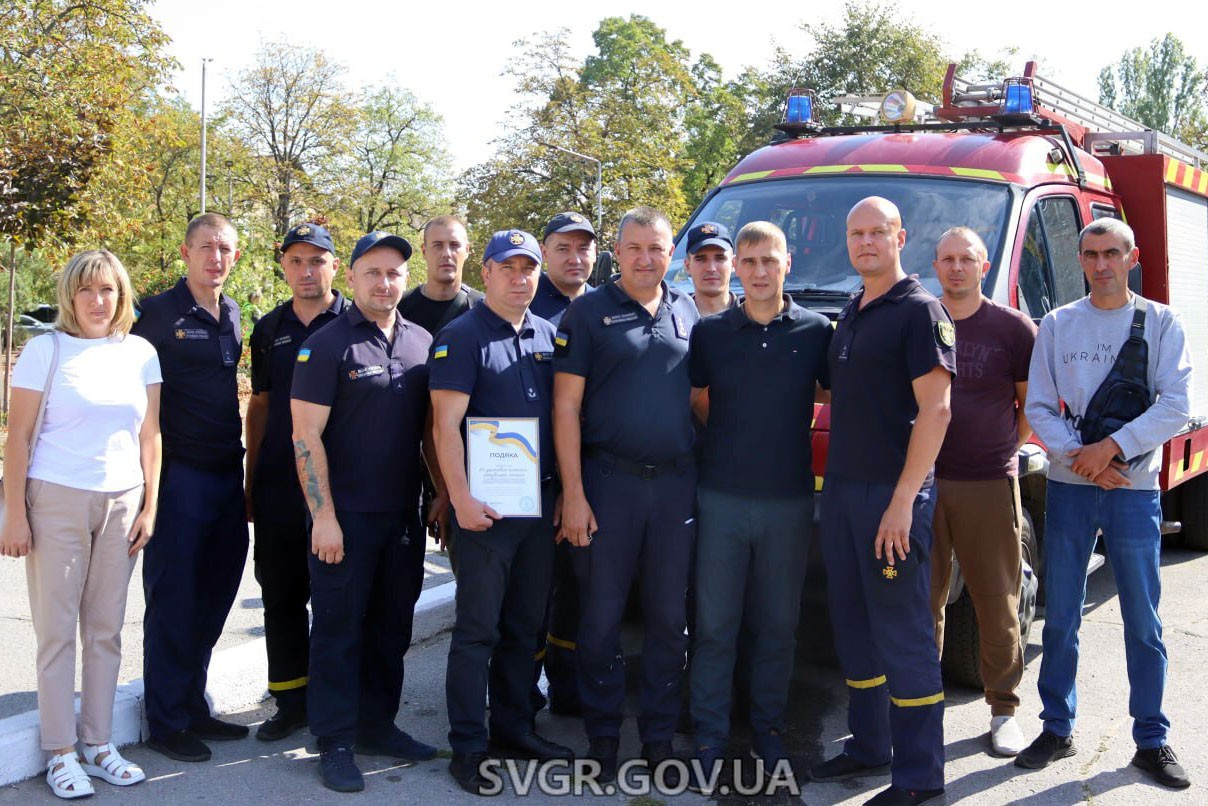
[{"xmin": 584, "ymin": 447, "xmax": 693, "ymax": 479}]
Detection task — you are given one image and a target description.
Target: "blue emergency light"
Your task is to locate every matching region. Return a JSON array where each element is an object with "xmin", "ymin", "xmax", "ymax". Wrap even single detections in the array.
[
  {"xmin": 786, "ymin": 91, "xmax": 814, "ymax": 124},
  {"xmin": 1002, "ymin": 78, "xmax": 1035, "ymax": 116}
]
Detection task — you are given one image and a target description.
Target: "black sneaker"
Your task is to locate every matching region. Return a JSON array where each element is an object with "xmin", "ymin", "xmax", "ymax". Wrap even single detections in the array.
[
  {"xmin": 256, "ymin": 707, "xmax": 307, "ymax": 742},
  {"xmin": 356, "ymin": 727, "xmax": 438, "ymax": 761},
  {"xmin": 450, "ymin": 752, "xmax": 494, "ymax": 796},
  {"xmin": 1014, "ymin": 730, "xmax": 1075, "ymax": 770},
  {"xmin": 641, "ymin": 740, "xmax": 680, "ymax": 788},
  {"xmin": 188, "ymin": 715, "xmax": 250, "ymax": 741},
  {"xmin": 319, "ymin": 746, "xmax": 364, "ymax": 793},
  {"xmin": 864, "ymin": 784, "xmax": 947, "ymax": 805},
  {"xmin": 587, "ymin": 736, "xmax": 619, "ymax": 783},
  {"xmin": 809, "ymin": 752, "xmax": 891, "ymax": 781},
  {"xmin": 1131, "ymin": 745, "xmax": 1191, "ymax": 789},
  {"xmin": 145, "ymin": 730, "xmax": 211, "ymax": 762}
]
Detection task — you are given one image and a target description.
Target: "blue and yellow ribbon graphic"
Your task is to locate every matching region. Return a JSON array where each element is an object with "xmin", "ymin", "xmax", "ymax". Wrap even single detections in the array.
[{"xmin": 468, "ymin": 420, "xmax": 538, "ymax": 463}]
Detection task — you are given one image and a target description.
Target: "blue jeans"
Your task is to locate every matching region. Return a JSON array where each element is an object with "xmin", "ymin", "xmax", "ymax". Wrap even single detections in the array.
[
  {"xmin": 690, "ymin": 489, "xmax": 812, "ymax": 748},
  {"xmin": 1038, "ymin": 481, "xmax": 1169, "ymax": 748}
]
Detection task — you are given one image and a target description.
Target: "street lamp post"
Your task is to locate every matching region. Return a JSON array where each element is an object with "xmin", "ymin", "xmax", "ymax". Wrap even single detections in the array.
[
  {"xmin": 226, "ymin": 160, "xmax": 234, "ymax": 214},
  {"xmin": 200, "ymin": 57, "xmax": 212, "ymax": 214},
  {"xmin": 547, "ymin": 144, "xmax": 602, "ymax": 233}
]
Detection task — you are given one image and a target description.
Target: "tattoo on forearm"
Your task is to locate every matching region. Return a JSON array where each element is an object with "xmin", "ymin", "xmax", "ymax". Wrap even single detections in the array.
[{"xmin": 293, "ymin": 438, "xmax": 325, "ymax": 514}]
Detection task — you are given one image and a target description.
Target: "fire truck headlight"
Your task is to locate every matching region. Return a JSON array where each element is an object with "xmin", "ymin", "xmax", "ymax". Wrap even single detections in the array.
[{"xmin": 879, "ymin": 90, "xmax": 917, "ymax": 123}]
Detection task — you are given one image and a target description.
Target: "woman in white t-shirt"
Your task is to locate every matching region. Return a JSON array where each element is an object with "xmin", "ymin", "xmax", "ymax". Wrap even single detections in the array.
[{"xmin": 0, "ymin": 250, "xmax": 162, "ymax": 799}]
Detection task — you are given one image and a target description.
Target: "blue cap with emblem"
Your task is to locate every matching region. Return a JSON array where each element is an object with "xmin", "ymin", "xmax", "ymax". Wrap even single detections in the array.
[
  {"xmin": 483, "ymin": 230, "xmax": 541, "ymax": 266},
  {"xmin": 685, "ymin": 221, "xmax": 733, "ymax": 255},
  {"xmin": 282, "ymin": 222, "xmax": 335, "ymax": 254},
  {"xmin": 350, "ymin": 230, "xmax": 413, "ymax": 266},
  {"xmin": 542, "ymin": 212, "xmax": 596, "ymax": 241}
]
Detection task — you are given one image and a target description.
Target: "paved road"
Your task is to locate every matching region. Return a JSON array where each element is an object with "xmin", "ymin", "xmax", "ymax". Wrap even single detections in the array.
[
  {"xmin": 0, "ymin": 525, "xmax": 454, "ymax": 720},
  {"xmin": 1, "ymin": 546, "xmax": 1205, "ymax": 804}
]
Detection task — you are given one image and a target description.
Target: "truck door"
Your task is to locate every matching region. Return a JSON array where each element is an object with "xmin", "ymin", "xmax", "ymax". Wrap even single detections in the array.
[{"xmin": 1014, "ymin": 195, "xmax": 1085, "ymax": 320}]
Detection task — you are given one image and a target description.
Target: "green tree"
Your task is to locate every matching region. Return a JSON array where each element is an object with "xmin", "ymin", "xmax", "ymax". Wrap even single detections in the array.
[{"xmin": 1098, "ymin": 34, "xmax": 1207, "ymax": 143}]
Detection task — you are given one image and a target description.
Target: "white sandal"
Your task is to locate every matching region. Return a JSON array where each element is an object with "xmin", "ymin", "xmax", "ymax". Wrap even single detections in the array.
[
  {"xmin": 46, "ymin": 751, "xmax": 95, "ymax": 799},
  {"xmin": 80, "ymin": 742, "xmax": 146, "ymax": 786}
]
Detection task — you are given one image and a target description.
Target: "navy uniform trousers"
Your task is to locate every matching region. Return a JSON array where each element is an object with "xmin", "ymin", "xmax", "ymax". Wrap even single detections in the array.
[
  {"xmin": 447, "ymin": 485, "xmax": 556, "ymax": 754},
  {"xmin": 571, "ymin": 453, "xmax": 696, "ymax": 742},
  {"xmin": 307, "ymin": 510, "xmax": 425, "ymax": 750},
  {"xmin": 821, "ymin": 477, "xmax": 945, "ymax": 792},
  {"xmin": 251, "ymin": 496, "xmax": 311, "ymax": 711},
  {"xmin": 143, "ymin": 458, "xmax": 249, "ymax": 737}
]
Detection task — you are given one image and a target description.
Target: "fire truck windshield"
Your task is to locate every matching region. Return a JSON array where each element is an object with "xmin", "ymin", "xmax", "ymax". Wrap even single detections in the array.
[{"xmin": 668, "ymin": 175, "xmax": 1012, "ymax": 310}]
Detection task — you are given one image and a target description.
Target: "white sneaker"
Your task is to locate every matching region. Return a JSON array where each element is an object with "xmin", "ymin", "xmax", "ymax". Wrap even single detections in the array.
[{"xmin": 991, "ymin": 715, "xmax": 1028, "ymax": 756}]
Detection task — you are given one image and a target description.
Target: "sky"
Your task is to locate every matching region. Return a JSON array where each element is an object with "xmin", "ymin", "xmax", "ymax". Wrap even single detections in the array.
[{"xmin": 150, "ymin": 0, "xmax": 1208, "ymax": 172}]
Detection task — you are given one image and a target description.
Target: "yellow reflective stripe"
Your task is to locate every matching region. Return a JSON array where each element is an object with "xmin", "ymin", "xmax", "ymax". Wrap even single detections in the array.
[
  {"xmin": 1197, "ymin": 172, "xmax": 1208, "ymax": 194},
  {"xmin": 803, "ymin": 165, "xmax": 853, "ymax": 174},
  {"xmin": 728, "ymin": 170, "xmax": 775, "ymax": 184},
  {"xmin": 846, "ymin": 675, "xmax": 887, "ymax": 689},
  {"xmin": 268, "ymin": 676, "xmax": 308, "ymax": 692},
  {"xmin": 1166, "ymin": 159, "xmax": 1181, "ymax": 183},
  {"xmin": 815, "ymin": 475, "xmax": 824, "ymax": 492},
  {"xmin": 857, "ymin": 164, "xmax": 909, "ymax": 173},
  {"xmin": 891, "ymin": 691, "xmax": 945, "ymax": 707},
  {"xmin": 533, "ymin": 648, "xmax": 546, "ymax": 661},
  {"xmin": 951, "ymin": 167, "xmax": 1007, "ymax": 181},
  {"xmin": 546, "ymin": 633, "xmax": 576, "ymax": 651}
]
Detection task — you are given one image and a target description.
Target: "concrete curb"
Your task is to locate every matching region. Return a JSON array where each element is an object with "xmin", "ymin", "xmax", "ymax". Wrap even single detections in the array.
[{"xmin": 0, "ymin": 579, "xmax": 457, "ymax": 787}]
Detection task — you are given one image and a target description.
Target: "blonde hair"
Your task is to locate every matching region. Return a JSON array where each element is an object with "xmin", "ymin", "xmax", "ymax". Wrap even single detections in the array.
[{"xmin": 55, "ymin": 250, "xmax": 137, "ymax": 337}]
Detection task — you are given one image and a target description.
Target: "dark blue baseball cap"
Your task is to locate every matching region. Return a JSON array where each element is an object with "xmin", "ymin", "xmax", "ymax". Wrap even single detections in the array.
[
  {"xmin": 685, "ymin": 221, "xmax": 733, "ymax": 255},
  {"xmin": 350, "ymin": 230, "xmax": 413, "ymax": 267},
  {"xmin": 282, "ymin": 222, "xmax": 335, "ymax": 254},
  {"xmin": 483, "ymin": 230, "xmax": 541, "ymax": 265},
  {"xmin": 542, "ymin": 212, "xmax": 596, "ymax": 241}
]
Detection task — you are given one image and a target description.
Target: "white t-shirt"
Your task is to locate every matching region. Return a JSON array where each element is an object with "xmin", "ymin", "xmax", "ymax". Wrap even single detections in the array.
[{"xmin": 12, "ymin": 331, "xmax": 162, "ymax": 492}]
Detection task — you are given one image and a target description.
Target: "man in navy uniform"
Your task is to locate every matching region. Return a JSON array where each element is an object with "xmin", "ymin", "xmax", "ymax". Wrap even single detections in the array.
[
  {"xmin": 245, "ymin": 222, "xmax": 349, "ymax": 742},
  {"xmin": 531, "ymin": 212, "xmax": 596, "ymax": 325},
  {"xmin": 685, "ymin": 222, "xmax": 739, "ymax": 316},
  {"xmin": 432, "ymin": 230, "xmax": 574, "ymax": 794},
  {"xmin": 135, "ymin": 213, "xmax": 251, "ymax": 763},
  {"xmin": 808, "ymin": 197, "xmax": 954, "ymax": 806},
  {"xmin": 291, "ymin": 231, "xmax": 438, "ymax": 792},
  {"xmin": 687, "ymin": 222, "xmax": 830, "ymax": 790},
  {"xmin": 554, "ymin": 206, "xmax": 700, "ymax": 781},
  {"xmin": 531, "ymin": 211, "xmax": 597, "ymax": 719}
]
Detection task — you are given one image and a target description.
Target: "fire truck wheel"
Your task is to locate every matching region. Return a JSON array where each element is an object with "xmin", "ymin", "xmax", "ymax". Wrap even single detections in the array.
[
  {"xmin": 1180, "ymin": 474, "xmax": 1208, "ymax": 551},
  {"xmin": 941, "ymin": 512, "xmax": 1039, "ymax": 690}
]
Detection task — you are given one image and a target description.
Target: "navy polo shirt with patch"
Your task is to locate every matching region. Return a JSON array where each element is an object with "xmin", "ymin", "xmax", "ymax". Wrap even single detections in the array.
[
  {"xmin": 554, "ymin": 279, "xmax": 700, "ymax": 463},
  {"xmin": 249, "ymin": 291, "xmax": 349, "ymax": 510},
  {"xmin": 428, "ymin": 303, "xmax": 558, "ymax": 479},
  {"xmin": 689, "ymin": 297, "xmax": 832, "ymax": 498},
  {"xmin": 529, "ymin": 273, "xmax": 577, "ymax": 325},
  {"xmin": 290, "ymin": 304, "xmax": 432, "ymax": 513},
  {"xmin": 826, "ymin": 276, "xmax": 957, "ymax": 485},
  {"xmin": 132, "ymin": 278, "xmax": 243, "ymax": 471}
]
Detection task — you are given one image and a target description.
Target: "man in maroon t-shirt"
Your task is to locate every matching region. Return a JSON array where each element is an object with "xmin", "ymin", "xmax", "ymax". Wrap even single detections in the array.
[{"xmin": 930, "ymin": 227, "xmax": 1037, "ymax": 757}]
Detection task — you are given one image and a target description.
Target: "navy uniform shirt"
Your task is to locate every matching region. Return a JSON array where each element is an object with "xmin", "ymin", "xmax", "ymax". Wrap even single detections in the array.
[
  {"xmin": 249, "ymin": 292, "xmax": 349, "ymax": 511},
  {"xmin": 428, "ymin": 304, "xmax": 558, "ymax": 479},
  {"xmin": 529, "ymin": 273, "xmax": 581, "ymax": 325},
  {"xmin": 290, "ymin": 304, "xmax": 432, "ymax": 513},
  {"xmin": 132, "ymin": 278, "xmax": 243, "ymax": 471},
  {"xmin": 689, "ymin": 297, "xmax": 832, "ymax": 497},
  {"xmin": 826, "ymin": 276, "xmax": 957, "ymax": 485},
  {"xmin": 554, "ymin": 279, "xmax": 700, "ymax": 464}
]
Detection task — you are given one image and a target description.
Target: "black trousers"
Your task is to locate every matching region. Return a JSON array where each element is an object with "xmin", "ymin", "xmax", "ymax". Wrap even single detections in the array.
[
  {"xmin": 307, "ymin": 509, "xmax": 425, "ymax": 750},
  {"xmin": 252, "ymin": 496, "xmax": 311, "ymax": 711}
]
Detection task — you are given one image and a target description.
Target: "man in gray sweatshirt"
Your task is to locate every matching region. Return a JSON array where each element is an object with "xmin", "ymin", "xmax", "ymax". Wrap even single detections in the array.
[{"xmin": 1017, "ymin": 218, "xmax": 1192, "ymax": 788}]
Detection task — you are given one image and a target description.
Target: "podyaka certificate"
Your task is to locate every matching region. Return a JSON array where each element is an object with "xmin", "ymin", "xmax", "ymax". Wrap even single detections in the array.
[{"xmin": 466, "ymin": 417, "xmax": 541, "ymax": 517}]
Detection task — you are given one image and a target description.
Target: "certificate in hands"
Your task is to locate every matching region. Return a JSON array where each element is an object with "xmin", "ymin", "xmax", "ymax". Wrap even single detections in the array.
[{"xmin": 466, "ymin": 417, "xmax": 542, "ymax": 518}]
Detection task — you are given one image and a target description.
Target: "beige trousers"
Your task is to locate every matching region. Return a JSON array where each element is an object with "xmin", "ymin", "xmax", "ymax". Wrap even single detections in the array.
[{"xmin": 24, "ymin": 479, "xmax": 142, "ymax": 749}]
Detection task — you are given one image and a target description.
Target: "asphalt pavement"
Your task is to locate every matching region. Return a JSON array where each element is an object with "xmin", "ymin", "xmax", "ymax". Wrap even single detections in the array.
[{"xmin": 1, "ymin": 543, "xmax": 1206, "ymax": 804}]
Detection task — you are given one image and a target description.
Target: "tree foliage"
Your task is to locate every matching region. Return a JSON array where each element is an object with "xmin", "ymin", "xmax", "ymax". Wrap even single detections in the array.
[{"xmin": 1098, "ymin": 34, "xmax": 1207, "ymax": 143}]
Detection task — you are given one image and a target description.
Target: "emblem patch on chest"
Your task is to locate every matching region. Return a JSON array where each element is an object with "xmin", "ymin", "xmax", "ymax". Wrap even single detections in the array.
[{"xmin": 348, "ymin": 365, "xmax": 385, "ymax": 380}]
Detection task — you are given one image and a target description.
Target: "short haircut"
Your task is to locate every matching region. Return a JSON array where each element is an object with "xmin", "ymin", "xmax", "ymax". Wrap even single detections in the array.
[
  {"xmin": 422, "ymin": 214, "xmax": 468, "ymax": 242},
  {"xmin": 55, "ymin": 250, "xmax": 137, "ymax": 337},
  {"xmin": 1078, "ymin": 217, "xmax": 1135, "ymax": 252},
  {"xmin": 735, "ymin": 221, "xmax": 787, "ymax": 253},
  {"xmin": 936, "ymin": 226, "xmax": 988, "ymax": 262},
  {"xmin": 185, "ymin": 213, "xmax": 236, "ymax": 246},
  {"xmin": 616, "ymin": 206, "xmax": 672, "ymax": 243}
]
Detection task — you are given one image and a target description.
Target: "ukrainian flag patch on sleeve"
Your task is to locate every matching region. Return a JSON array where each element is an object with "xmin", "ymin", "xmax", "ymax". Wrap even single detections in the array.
[
  {"xmin": 297, "ymin": 348, "xmax": 311, "ymax": 363},
  {"xmin": 555, "ymin": 332, "xmax": 568, "ymax": 347},
  {"xmin": 434, "ymin": 345, "xmax": 449, "ymax": 359}
]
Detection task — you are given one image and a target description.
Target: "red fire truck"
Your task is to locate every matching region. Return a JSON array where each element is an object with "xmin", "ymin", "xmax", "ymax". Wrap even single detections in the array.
[{"xmin": 665, "ymin": 62, "xmax": 1208, "ymax": 686}]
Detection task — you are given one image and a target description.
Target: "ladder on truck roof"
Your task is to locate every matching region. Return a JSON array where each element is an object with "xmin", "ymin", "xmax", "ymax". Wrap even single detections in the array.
[{"xmin": 941, "ymin": 62, "xmax": 1208, "ymax": 167}]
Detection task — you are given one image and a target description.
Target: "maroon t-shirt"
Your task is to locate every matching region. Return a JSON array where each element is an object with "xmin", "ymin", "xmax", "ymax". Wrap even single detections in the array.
[{"xmin": 936, "ymin": 299, "xmax": 1037, "ymax": 480}]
